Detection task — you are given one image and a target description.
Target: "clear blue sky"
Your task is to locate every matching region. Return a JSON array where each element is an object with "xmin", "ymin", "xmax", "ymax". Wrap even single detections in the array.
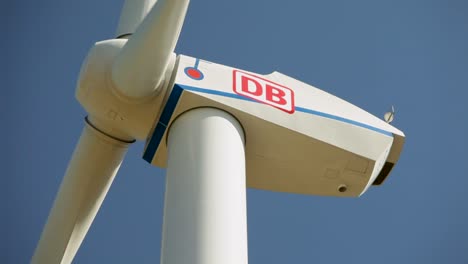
[{"xmin": 4, "ymin": 0, "xmax": 468, "ymax": 263}]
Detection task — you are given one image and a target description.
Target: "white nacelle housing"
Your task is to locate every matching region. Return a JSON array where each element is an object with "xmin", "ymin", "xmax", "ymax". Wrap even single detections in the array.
[{"xmin": 143, "ymin": 55, "xmax": 405, "ymax": 197}]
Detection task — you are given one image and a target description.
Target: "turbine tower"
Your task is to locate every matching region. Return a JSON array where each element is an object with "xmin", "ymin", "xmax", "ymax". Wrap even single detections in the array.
[{"xmin": 32, "ymin": 1, "xmax": 405, "ymax": 263}]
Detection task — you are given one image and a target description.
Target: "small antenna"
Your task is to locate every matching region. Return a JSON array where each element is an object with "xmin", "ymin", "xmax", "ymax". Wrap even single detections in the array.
[{"xmin": 384, "ymin": 105, "xmax": 395, "ymax": 123}]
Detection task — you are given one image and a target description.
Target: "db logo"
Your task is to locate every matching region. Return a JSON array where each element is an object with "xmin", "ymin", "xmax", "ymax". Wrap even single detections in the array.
[{"xmin": 233, "ymin": 70, "xmax": 295, "ymax": 114}]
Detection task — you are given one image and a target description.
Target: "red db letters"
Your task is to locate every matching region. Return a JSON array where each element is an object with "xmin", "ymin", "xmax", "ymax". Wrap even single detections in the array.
[{"xmin": 233, "ymin": 70, "xmax": 295, "ymax": 113}]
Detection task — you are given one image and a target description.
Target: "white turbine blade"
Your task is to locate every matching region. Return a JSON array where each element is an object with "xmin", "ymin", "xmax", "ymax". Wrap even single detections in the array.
[
  {"xmin": 115, "ymin": 0, "xmax": 157, "ymax": 38},
  {"xmin": 32, "ymin": 120, "xmax": 133, "ymax": 264},
  {"xmin": 112, "ymin": 0, "xmax": 190, "ymax": 98}
]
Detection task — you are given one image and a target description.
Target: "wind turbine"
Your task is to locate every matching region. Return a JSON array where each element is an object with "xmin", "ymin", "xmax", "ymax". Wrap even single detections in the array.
[{"xmin": 32, "ymin": 1, "xmax": 405, "ymax": 263}]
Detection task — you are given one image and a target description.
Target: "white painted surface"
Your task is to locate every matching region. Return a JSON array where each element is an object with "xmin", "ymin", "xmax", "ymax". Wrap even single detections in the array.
[
  {"xmin": 31, "ymin": 120, "xmax": 131, "ymax": 264},
  {"xmin": 115, "ymin": 0, "xmax": 157, "ymax": 38},
  {"xmin": 112, "ymin": 0, "xmax": 189, "ymax": 98},
  {"xmin": 76, "ymin": 39, "xmax": 170, "ymax": 141},
  {"xmin": 161, "ymin": 108, "xmax": 248, "ymax": 264},
  {"xmin": 146, "ymin": 55, "xmax": 405, "ymax": 196}
]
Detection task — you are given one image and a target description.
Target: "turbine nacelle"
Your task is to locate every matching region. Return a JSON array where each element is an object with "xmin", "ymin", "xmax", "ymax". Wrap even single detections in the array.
[{"xmin": 143, "ymin": 55, "xmax": 405, "ymax": 197}]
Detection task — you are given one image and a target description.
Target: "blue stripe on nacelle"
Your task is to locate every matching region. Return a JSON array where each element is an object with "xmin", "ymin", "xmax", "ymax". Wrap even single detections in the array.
[
  {"xmin": 143, "ymin": 84, "xmax": 392, "ymax": 163},
  {"xmin": 181, "ymin": 84, "xmax": 393, "ymax": 137},
  {"xmin": 294, "ymin": 107, "xmax": 393, "ymax": 136}
]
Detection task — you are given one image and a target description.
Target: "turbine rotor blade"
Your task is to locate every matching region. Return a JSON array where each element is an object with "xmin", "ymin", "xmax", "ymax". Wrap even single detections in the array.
[
  {"xmin": 112, "ymin": 0, "xmax": 190, "ymax": 98},
  {"xmin": 116, "ymin": 0, "xmax": 157, "ymax": 38},
  {"xmin": 32, "ymin": 119, "xmax": 133, "ymax": 264}
]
